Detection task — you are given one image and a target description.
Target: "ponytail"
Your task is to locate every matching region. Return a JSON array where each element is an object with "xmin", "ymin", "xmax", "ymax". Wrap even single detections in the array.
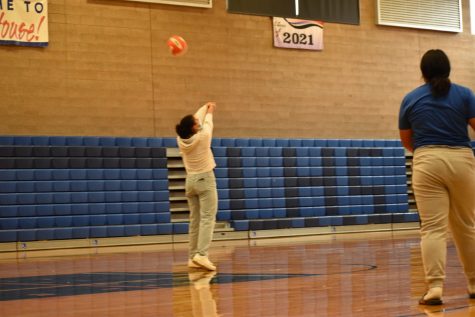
[{"xmin": 429, "ymin": 77, "xmax": 451, "ymax": 98}]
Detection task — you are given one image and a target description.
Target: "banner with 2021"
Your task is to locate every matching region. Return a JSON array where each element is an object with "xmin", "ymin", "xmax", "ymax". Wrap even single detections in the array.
[{"xmin": 273, "ymin": 17, "xmax": 323, "ymax": 51}]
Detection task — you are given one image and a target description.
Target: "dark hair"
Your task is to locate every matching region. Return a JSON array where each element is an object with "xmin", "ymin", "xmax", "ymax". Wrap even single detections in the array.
[
  {"xmin": 420, "ymin": 49, "xmax": 451, "ymax": 98},
  {"xmin": 175, "ymin": 115, "xmax": 196, "ymax": 139}
]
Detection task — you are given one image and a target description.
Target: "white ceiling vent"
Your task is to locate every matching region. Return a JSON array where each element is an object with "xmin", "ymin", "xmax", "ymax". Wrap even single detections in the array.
[
  {"xmin": 121, "ymin": 0, "xmax": 212, "ymax": 8},
  {"xmin": 376, "ymin": 0, "xmax": 462, "ymax": 33}
]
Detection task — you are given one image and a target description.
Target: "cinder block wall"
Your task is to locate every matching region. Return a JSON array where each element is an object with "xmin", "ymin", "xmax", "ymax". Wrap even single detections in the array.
[{"xmin": 1, "ymin": 0, "xmax": 474, "ymax": 139}]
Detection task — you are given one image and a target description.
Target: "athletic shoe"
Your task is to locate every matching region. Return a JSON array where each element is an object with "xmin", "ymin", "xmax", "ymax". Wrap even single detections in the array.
[
  {"xmin": 419, "ymin": 287, "xmax": 443, "ymax": 305},
  {"xmin": 192, "ymin": 254, "xmax": 216, "ymax": 271},
  {"xmin": 188, "ymin": 259, "xmax": 201, "ymax": 269}
]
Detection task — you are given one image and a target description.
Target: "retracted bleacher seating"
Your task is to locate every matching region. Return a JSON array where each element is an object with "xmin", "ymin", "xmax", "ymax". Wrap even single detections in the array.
[
  {"xmin": 211, "ymin": 138, "xmax": 416, "ymax": 231},
  {"xmin": 0, "ymin": 136, "xmax": 419, "ymax": 245},
  {"xmin": 0, "ymin": 136, "xmax": 175, "ymax": 243}
]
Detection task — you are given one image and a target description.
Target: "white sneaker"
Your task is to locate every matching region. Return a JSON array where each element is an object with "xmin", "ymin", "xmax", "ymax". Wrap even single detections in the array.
[
  {"xmin": 192, "ymin": 254, "xmax": 216, "ymax": 271},
  {"xmin": 419, "ymin": 287, "xmax": 443, "ymax": 305},
  {"xmin": 188, "ymin": 259, "xmax": 201, "ymax": 268}
]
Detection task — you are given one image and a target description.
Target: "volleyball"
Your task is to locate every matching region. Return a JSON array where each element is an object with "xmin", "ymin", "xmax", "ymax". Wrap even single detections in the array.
[{"xmin": 167, "ymin": 35, "xmax": 188, "ymax": 56}]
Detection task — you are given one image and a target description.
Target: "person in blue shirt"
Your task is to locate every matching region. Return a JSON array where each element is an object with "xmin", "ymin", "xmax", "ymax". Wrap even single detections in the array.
[{"xmin": 399, "ymin": 49, "xmax": 475, "ymax": 305}]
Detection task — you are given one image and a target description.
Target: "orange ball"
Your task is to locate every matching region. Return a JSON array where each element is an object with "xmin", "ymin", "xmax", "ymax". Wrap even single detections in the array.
[{"xmin": 167, "ymin": 35, "xmax": 188, "ymax": 56}]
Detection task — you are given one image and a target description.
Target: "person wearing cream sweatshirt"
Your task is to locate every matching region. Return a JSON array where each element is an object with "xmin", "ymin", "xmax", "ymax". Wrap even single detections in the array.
[{"xmin": 175, "ymin": 102, "xmax": 217, "ymax": 271}]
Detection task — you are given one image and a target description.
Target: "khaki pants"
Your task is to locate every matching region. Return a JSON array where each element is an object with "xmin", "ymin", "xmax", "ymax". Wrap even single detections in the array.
[
  {"xmin": 412, "ymin": 147, "xmax": 475, "ymax": 289},
  {"xmin": 185, "ymin": 171, "xmax": 218, "ymax": 259}
]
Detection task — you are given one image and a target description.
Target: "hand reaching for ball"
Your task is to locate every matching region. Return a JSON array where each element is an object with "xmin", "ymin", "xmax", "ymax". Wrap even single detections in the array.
[{"xmin": 206, "ymin": 102, "xmax": 216, "ymax": 113}]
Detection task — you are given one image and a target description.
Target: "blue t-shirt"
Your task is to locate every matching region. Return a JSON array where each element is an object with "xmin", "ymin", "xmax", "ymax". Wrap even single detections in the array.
[{"xmin": 399, "ymin": 83, "xmax": 475, "ymax": 150}]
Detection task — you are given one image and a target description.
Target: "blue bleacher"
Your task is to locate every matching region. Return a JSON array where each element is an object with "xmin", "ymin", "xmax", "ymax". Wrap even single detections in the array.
[
  {"xmin": 0, "ymin": 136, "xmax": 417, "ymax": 244},
  {"xmin": 210, "ymin": 141, "xmax": 412, "ymax": 232},
  {"xmin": 0, "ymin": 136, "xmax": 171, "ymax": 243}
]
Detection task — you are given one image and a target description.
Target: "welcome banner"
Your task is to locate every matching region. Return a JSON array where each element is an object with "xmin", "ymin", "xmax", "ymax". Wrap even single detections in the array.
[{"xmin": 0, "ymin": 0, "xmax": 48, "ymax": 47}]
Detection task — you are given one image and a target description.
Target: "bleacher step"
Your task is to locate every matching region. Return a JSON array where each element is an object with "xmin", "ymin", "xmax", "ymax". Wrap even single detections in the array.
[
  {"xmin": 167, "ymin": 162, "xmax": 185, "ymax": 168},
  {"xmin": 169, "ymin": 196, "xmax": 187, "ymax": 202},
  {"xmin": 170, "ymin": 215, "xmax": 233, "ymax": 232},
  {"xmin": 168, "ymin": 168, "xmax": 185, "ymax": 175},
  {"xmin": 166, "ymin": 148, "xmax": 181, "ymax": 158},
  {"xmin": 170, "ymin": 207, "xmax": 189, "ymax": 212},
  {"xmin": 169, "ymin": 185, "xmax": 185, "ymax": 190}
]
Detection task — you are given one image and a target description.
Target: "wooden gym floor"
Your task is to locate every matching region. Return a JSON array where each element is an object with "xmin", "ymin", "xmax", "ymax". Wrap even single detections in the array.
[{"xmin": 0, "ymin": 230, "xmax": 474, "ymax": 317}]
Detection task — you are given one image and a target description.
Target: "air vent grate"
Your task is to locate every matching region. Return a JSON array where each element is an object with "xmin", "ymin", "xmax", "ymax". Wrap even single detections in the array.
[{"xmin": 376, "ymin": 0, "xmax": 462, "ymax": 33}]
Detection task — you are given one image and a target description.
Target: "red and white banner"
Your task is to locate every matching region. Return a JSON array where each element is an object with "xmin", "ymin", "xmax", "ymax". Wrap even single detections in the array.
[
  {"xmin": 273, "ymin": 17, "xmax": 323, "ymax": 51},
  {"xmin": 0, "ymin": 0, "xmax": 48, "ymax": 47}
]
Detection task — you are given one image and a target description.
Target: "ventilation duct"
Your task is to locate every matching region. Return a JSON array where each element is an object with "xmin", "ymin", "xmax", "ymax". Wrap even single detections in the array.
[{"xmin": 376, "ymin": 0, "xmax": 462, "ymax": 33}]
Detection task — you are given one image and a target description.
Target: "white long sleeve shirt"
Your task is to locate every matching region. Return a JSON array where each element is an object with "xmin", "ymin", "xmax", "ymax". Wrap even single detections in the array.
[{"xmin": 177, "ymin": 105, "xmax": 216, "ymax": 174}]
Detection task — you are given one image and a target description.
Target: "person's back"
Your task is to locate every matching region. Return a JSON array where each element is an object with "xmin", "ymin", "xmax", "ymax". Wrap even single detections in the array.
[
  {"xmin": 177, "ymin": 126, "xmax": 215, "ymax": 174},
  {"xmin": 398, "ymin": 49, "xmax": 475, "ymax": 306},
  {"xmin": 399, "ymin": 82, "xmax": 475, "ymax": 149}
]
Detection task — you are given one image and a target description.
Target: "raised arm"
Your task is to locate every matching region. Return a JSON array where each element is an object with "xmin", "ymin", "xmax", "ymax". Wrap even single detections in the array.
[
  {"xmin": 194, "ymin": 102, "xmax": 216, "ymax": 124},
  {"xmin": 194, "ymin": 104, "xmax": 208, "ymax": 125}
]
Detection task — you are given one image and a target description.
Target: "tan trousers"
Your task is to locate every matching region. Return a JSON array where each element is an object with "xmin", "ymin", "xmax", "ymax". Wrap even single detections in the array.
[
  {"xmin": 185, "ymin": 171, "xmax": 218, "ymax": 259},
  {"xmin": 412, "ymin": 147, "xmax": 475, "ymax": 289}
]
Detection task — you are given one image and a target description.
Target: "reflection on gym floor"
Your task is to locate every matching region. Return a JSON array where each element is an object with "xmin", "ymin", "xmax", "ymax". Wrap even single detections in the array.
[{"xmin": 0, "ymin": 231, "xmax": 474, "ymax": 317}]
